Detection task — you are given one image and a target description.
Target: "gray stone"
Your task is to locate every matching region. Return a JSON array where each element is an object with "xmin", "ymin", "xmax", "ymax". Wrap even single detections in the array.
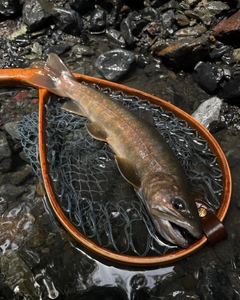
[{"xmin": 0, "ymin": 132, "xmax": 12, "ymax": 174}]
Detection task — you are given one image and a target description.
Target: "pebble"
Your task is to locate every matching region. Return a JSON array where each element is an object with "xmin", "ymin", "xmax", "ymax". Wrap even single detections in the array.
[
  {"xmin": 1, "ymin": 164, "xmax": 33, "ymax": 185},
  {"xmin": 52, "ymin": 7, "xmax": 84, "ymax": 36},
  {"xmin": 89, "ymin": 7, "xmax": 107, "ymax": 34},
  {"xmin": 22, "ymin": 0, "xmax": 53, "ymax": 31},
  {"xmin": 174, "ymin": 25, "xmax": 207, "ymax": 38},
  {"xmin": 72, "ymin": 44, "xmax": 95, "ymax": 57},
  {"xmin": 191, "ymin": 96, "xmax": 223, "ymax": 129},
  {"xmin": 205, "ymin": 1, "xmax": 230, "ymax": 16},
  {"xmin": 4, "ymin": 121, "xmax": 20, "ymax": 140},
  {"xmin": 153, "ymin": 35, "xmax": 210, "ymax": 70},
  {"xmin": 219, "ymin": 75, "xmax": 240, "ymax": 101},
  {"xmin": 193, "ymin": 61, "xmax": 224, "ymax": 94},
  {"xmin": 95, "ymin": 48, "xmax": 136, "ymax": 81},
  {"xmin": 0, "ymin": 132, "xmax": 12, "ymax": 174}
]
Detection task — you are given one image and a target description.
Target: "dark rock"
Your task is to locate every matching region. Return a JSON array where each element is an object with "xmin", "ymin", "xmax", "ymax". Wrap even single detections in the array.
[
  {"xmin": 220, "ymin": 75, "xmax": 240, "ymax": 101},
  {"xmin": 52, "ymin": 7, "xmax": 83, "ymax": 36},
  {"xmin": 47, "ymin": 44, "xmax": 71, "ymax": 55},
  {"xmin": 95, "ymin": 48, "xmax": 136, "ymax": 81},
  {"xmin": 153, "ymin": 35, "xmax": 210, "ymax": 70},
  {"xmin": 162, "ymin": 9, "xmax": 175, "ymax": 30},
  {"xmin": 0, "ymin": 196, "xmax": 7, "ymax": 214},
  {"xmin": 0, "ymin": 0, "xmax": 21, "ymax": 20},
  {"xmin": 120, "ymin": 11, "xmax": 148, "ymax": 46},
  {"xmin": 0, "ymin": 183, "xmax": 26, "ymax": 202},
  {"xmin": 106, "ymin": 28, "xmax": 126, "ymax": 46},
  {"xmin": 174, "ymin": 13, "xmax": 190, "ymax": 27},
  {"xmin": 141, "ymin": 7, "xmax": 158, "ymax": 22},
  {"xmin": 89, "ymin": 7, "xmax": 107, "ymax": 34},
  {"xmin": 213, "ymin": 10, "xmax": 240, "ymax": 44},
  {"xmin": 72, "ymin": 44, "xmax": 95, "ymax": 57},
  {"xmin": 1, "ymin": 164, "xmax": 33, "ymax": 185},
  {"xmin": 159, "ymin": 0, "xmax": 179, "ymax": 12},
  {"xmin": 0, "ymin": 132, "xmax": 12, "ymax": 174},
  {"xmin": 120, "ymin": 13, "xmax": 135, "ymax": 47},
  {"xmin": 22, "ymin": 0, "xmax": 53, "ymax": 32},
  {"xmin": 174, "ymin": 25, "xmax": 207, "ymax": 38},
  {"xmin": 209, "ymin": 44, "xmax": 231, "ymax": 60},
  {"xmin": 193, "ymin": 61, "xmax": 224, "ymax": 94},
  {"xmin": 205, "ymin": 1, "xmax": 230, "ymax": 16},
  {"xmin": 144, "ymin": 63, "xmax": 161, "ymax": 77},
  {"xmin": 197, "ymin": 264, "xmax": 237, "ymax": 300},
  {"xmin": 69, "ymin": 0, "xmax": 94, "ymax": 15}
]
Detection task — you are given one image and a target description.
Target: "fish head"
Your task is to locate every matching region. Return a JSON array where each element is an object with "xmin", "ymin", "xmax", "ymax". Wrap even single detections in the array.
[{"xmin": 141, "ymin": 172, "xmax": 202, "ymax": 248}]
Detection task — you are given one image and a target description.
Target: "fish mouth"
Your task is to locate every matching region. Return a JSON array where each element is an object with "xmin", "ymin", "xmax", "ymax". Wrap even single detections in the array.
[{"xmin": 151, "ymin": 207, "xmax": 202, "ymax": 248}]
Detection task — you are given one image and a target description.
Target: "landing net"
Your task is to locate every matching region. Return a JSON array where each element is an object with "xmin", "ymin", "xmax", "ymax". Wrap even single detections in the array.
[{"xmin": 17, "ymin": 85, "xmax": 223, "ymax": 256}]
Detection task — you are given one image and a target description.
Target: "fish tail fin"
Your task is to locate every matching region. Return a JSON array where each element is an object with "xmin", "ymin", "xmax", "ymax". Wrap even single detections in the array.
[{"xmin": 25, "ymin": 53, "xmax": 76, "ymax": 97}]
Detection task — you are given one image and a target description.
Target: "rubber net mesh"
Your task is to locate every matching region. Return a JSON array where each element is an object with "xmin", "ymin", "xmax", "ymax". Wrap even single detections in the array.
[{"xmin": 17, "ymin": 85, "xmax": 223, "ymax": 256}]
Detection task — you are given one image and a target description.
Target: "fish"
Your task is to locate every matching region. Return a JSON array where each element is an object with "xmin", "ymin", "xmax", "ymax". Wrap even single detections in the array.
[{"xmin": 26, "ymin": 53, "xmax": 202, "ymax": 248}]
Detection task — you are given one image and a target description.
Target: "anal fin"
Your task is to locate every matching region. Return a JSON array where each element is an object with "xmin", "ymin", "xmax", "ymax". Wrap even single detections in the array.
[
  {"xmin": 62, "ymin": 100, "xmax": 87, "ymax": 117},
  {"xmin": 115, "ymin": 156, "xmax": 141, "ymax": 189},
  {"xmin": 86, "ymin": 122, "xmax": 107, "ymax": 141}
]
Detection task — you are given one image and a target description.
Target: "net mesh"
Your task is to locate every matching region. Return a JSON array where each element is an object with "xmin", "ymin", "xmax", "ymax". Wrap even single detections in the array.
[{"xmin": 17, "ymin": 85, "xmax": 223, "ymax": 256}]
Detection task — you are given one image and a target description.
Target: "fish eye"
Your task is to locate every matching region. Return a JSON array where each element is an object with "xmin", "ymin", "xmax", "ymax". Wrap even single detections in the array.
[{"xmin": 171, "ymin": 197, "xmax": 186, "ymax": 211}]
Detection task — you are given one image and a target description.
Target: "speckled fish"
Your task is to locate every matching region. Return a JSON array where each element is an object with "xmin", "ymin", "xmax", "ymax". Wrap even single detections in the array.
[{"xmin": 26, "ymin": 53, "xmax": 202, "ymax": 248}]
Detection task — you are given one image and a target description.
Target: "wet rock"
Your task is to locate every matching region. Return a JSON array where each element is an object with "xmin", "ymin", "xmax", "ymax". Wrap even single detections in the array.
[
  {"xmin": 209, "ymin": 44, "xmax": 231, "ymax": 60},
  {"xmin": 0, "ymin": 131, "xmax": 12, "ymax": 174},
  {"xmin": 0, "ymin": 182, "xmax": 26, "ymax": 202},
  {"xmin": 72, "ymin": 44, "xmax": 95, "ymax": 57},
  {"xmin": 219, "ymin": 75, "xmax": 240, "ymax": 102},
  {"xmin": 0, "ymin": 250, "xmax": 40, "ymax": 299},
  {"xmin": 174, "ymin": 13, "xmax": 190, "ymax": 27},
  {"xmin": 153, "ymin": 35, "xmax": 210, "ymax": 70},
  {"xmin": 47, "ymin": 43, "xmax": 71, "ymax": 55},
  {"xmin": 141, "ymin": 6, "xmax": 158, "ymax": 22},
  {"xmin": 69, "ymin": 0, "xmax": 94, "ymax": 15},
  {"xmin": 1, "ymin": 164, "xmax": 33, "ymax": 185},
  {"xmin": 120, "ymin": 11, "xmax": 147, "ymax": 47},
  {"xmin": 27, "ymin": 229, "xmax": 47, "ymax": 248},
  {"xmin": 193, "ymin": 61, "xmax": 224, "ymax": 94},
  {"xmin": 191, "ymin": 97, "xmax": 223, "ymax": 129},
  {"xmin": 52, "ymin": 7, "xmax": 84, "ymax": 36},
  {"xmin": 0, "ymin": 0, "xmax": 21, "ymax": 19},
  {"xmin": 22, "ymin": 0, "xmax": 53, "ymax": 32},
  {"xmin": 95, "ymin": 48, "xmax": 136, "ymax": 81},
  {"xmin": 89, "ymin": 7, "xmax": 107, "ymax": 34},
  {"xmin": 4, "ymin": 121, "xmax": 20, "ymax": 140},
  {"xmin": 205, "ymin": 1, "xmax": 230, "ymax": 16},
  {"xmin": 193, "ymin": 6, "xmax": 213, "ymax": 25},
  {"xmin": 159, "ymin": 0, "xmax": 179, "ymax": 12},
  {"xmin": 213, "ymin": 10, "xmax": 240, "ymax": 44},
  {"xmin": 196, "ymin": 264, "xmax": 237, "ymax": 300},
  {"xmin": 106, "ymin": 28, "xmax": 126, "ymax": 46},
  {"xmin": 174, "ymin": 25, "xmax": 207, "ymax": 38},
  {"xmin": 162, "ymin": 9, "xmax": 174, "ymax": 30}
]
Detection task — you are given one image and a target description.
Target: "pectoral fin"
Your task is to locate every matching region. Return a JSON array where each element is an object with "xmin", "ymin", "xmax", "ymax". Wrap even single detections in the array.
[
  {"xmin": 62, "ymin": 101, "xmax": 87, "ymax": 117},
  {"xmin": 115, "ymin": 156, "xmax": 141, "ymax": 189},
  {"xmin": 86, "ymin": 122, "xmax": 107, "ymax": 141}
]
